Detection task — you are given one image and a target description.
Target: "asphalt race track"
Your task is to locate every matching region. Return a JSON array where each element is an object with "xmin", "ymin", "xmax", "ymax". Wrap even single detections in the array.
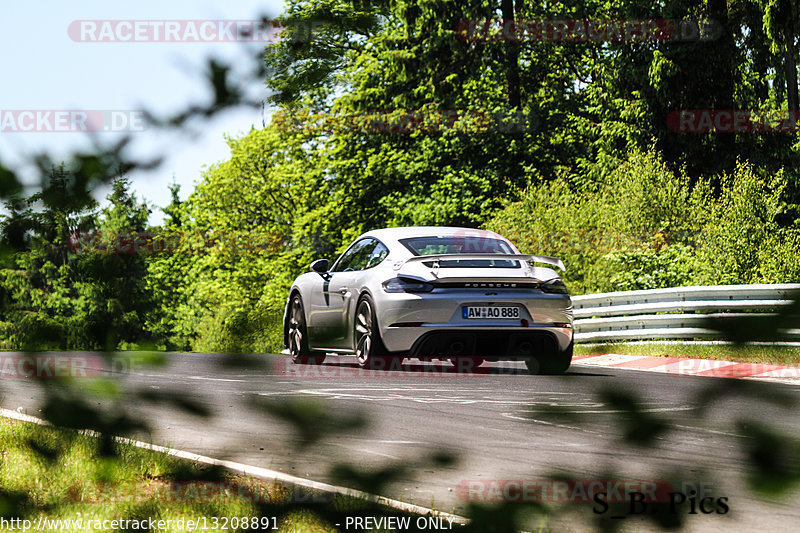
[{"xmin": 2, "ymin": 352, "xmax": 800, "ymax": 531}]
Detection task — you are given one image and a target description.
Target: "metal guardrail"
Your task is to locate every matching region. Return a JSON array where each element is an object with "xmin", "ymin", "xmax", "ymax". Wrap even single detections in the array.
[{"xmin": 572, "ymin": 284, "xmax": 800, "ymax": 343}]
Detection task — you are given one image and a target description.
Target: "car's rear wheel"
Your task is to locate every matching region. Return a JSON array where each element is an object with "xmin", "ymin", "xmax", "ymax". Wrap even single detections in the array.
[
  {"xmin": 288, "ymin": 294, "xmax": 325, "ymax": 365},
  {"xmin": 525, "ymin": 342, "xmax": 572, "ymax": 375},
  {"xmin": 354, "ymin": 296, "xmax": 388, "ymax": 369}
]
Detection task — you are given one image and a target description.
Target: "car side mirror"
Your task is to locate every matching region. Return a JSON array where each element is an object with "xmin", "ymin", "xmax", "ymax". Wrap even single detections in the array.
[{"xmin": 310, "ymin": 259, "xmax": 329, "ymax": 274}]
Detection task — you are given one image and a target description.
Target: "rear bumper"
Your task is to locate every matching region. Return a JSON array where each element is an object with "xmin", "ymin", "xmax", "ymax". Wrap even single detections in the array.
[
  {"xmin": 383, "ymin": 324, "xmax": 572, "ymax": 358},
  {"xmin": 376, "ymin": 290, "xmax": 573, "ymax": 355},
  {"xmin": 407, "ymin": 328, "xmax": 569, "ymax": 360}
]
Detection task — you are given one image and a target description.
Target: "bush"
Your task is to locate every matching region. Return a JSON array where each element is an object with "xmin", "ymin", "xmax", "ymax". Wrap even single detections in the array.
[
  {"xmin": 694, "ymin": 164, "xmax": 800, "ymax": 284},
  {"xmin": 487, "ymin": 149, "xmax": 800, "ymax": 294},
  {"xmin": 758, "ymin": 228, "xmax": 800, "ymax": 283},
  {"xmin": 486, "ymin": 148, "xmax": 695, "ymax": 294},
  {"xmin": 191, "ymin": 302, "xmax": 284, "ymax": 355},
  {"xmin": 607, "ymin": 149, "xmax": 698, "ymax": 244},
  {"xmin": 604, "ymin": 243, "xmax": 698, "ymax": 291}
]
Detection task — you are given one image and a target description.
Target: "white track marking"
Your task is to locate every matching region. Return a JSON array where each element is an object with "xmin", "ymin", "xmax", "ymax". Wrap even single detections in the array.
[{"xmin": 0, "ymin": 408, "xmax": 468, "ymax": 525}]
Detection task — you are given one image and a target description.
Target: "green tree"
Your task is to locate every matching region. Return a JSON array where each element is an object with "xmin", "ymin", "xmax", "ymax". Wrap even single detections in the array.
[
  {"xmin": 0, "ymin": 172, "xmax": 155, "ymax": 350},
  {"xmin": 0, "ymin": 166, "xmax": 97, "ymax": 349},
  {"xmin": 80, "ymin": 176, "xmax": 153, "ymax": 347}
]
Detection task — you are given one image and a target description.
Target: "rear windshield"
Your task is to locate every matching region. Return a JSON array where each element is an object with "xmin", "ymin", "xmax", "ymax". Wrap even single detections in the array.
[{"xmin": 399, "ymin": 236, "xmax": 519, "ymax": 268}]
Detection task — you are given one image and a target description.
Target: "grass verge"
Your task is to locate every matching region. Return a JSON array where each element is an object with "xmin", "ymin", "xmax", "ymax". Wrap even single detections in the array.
[{"xmin": 0, "ymin": 417, "xmax": 423, "ymax": 532}]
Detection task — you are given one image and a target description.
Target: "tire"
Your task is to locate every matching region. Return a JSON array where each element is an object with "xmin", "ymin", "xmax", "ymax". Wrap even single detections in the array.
[
  {"xmin": 525, "ymin": 342, "xmax": 572, "ymax": 375},
  {"xmin": 287, "ymin": 294, "xmax": 325, "ymax": 365},
  {"xmin": 354, "ymin": 295, "xmax": 388, "ymax": 369}
]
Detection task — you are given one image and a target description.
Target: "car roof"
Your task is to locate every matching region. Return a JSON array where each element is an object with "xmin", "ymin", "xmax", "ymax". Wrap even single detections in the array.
[{"xmin": 359, "ymin": 226, "xmax": 511, "ymax": 247}]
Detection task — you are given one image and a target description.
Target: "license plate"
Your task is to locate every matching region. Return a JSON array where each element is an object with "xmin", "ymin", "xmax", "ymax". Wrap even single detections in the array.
[{"xmin": 462, "ymin": 306, "xmax": 520, "ymax": 319}]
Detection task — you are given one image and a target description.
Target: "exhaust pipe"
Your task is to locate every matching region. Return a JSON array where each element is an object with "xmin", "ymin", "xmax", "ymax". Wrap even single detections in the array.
[
  {"xmin": 448, "ymin": 341, "xmax": 465, "ymax": 354},
  {"xmin": 517, "ymin": 341, "xmax": 534, "ymax": 356}
]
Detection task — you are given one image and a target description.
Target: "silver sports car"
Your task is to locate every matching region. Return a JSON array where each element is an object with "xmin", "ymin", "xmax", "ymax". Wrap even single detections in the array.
[{"xmin": 283, "ymin": 227, "xmax": 573, "ymax": 374}]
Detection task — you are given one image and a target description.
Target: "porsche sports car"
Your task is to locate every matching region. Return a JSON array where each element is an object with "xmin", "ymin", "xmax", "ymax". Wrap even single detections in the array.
[{"xmin": 283, "ymin": 227, "xmax": 573, "ymax": 374}]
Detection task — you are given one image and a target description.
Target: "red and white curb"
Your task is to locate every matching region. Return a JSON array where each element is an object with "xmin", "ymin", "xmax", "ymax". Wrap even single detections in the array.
[{"xmin": 572, "ymin": 354, "xmax": 800, "ymax": 385}]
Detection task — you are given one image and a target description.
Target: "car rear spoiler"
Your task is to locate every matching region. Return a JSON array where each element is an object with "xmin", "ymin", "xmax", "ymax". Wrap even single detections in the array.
[{"xmin": 394, "ymin": 253, "xmax": 565, "ymax": 272}]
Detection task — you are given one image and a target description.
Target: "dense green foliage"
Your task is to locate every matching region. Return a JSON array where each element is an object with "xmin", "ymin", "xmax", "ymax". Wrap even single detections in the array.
[
  {"xmin": 0, "ymin": 171, "xmax": 152, "ymax": 350},
  {"xmin": 2, "ymin": 0, "xmax": 800, "ymax": 352},
  {"xmin": 0, "ymin": 6, "xmax": 799, "ymax": 532},
  {"xmin": 488, "ymin": 150, "xmax": 800, "ymax": 293}
]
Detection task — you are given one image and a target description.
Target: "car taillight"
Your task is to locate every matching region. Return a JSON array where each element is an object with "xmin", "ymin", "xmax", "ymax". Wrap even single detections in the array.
[
  {"xmin": 382, "ymin": 277, "xmax": 434, "ymax": 293},
  {"xmin": 540, "ymin": 279, "xmax": 570, "ymax": 294}
]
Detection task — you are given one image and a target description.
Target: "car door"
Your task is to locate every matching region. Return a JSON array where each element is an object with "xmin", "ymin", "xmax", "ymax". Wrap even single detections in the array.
[
  {"xmin": 326, "ymin": 238, "xmax": 381, "ymax": 348},
  {"xmin": 340, "ymin": 240, "xmax": 389, "ymax": 349},
  {"xmin": 308, "ymin": 238, "xmax": 378, "ymax": 349}
]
